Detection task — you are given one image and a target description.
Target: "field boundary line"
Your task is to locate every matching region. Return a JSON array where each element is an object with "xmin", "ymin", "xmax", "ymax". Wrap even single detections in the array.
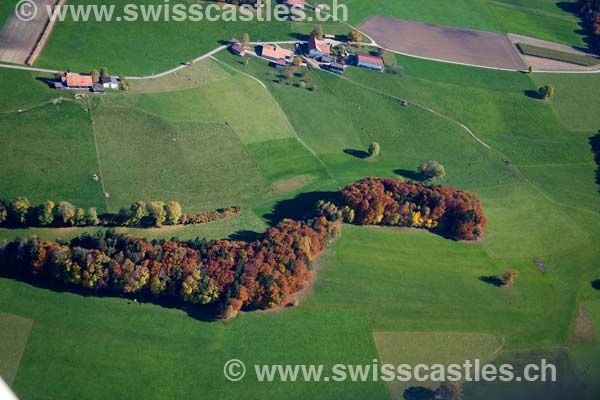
[
  {"xmin": 87, "ymin": 100, "xmax": 110, "ymax": 212},
  {"xmin": 209, "ymin": 55, "xmax": 336, "ymax": 180}
]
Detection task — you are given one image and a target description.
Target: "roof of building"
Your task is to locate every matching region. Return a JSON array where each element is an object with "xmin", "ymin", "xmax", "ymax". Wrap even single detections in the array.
[
  {"xmin": 100, "ymin": 76, "xmax": 118, "ymax": 84},
  {"xmin": 356, "ymin": 54, "xmax": 384, "ymax": 66},
  {"xmin": 92, "ymin": 83, "xmax": 105, "ymax": 91},
  {"xmin": 231, "ymin": 44, "xmax": 246, "ymax": 54},
  {"xmin": 262, "ymin": 44, "xmax": 293, "ymax": 60},
  {"xmin": 323, "ymin": 34, "xmax": 335, "ymax": 39},
  {"xmin": 66, "ymin": 73, "xmax": 93, "ymax": 87},
  {"xmin": 285, "ymin": 0, "xmax": 305, "ymax": 6},
  {"xmin": 330, "ymin": 62, "xmax": 344, "ymax": 70},
  {"xmin": 308, "ymin": 37, "xmax": 331, "ymax": 55}
]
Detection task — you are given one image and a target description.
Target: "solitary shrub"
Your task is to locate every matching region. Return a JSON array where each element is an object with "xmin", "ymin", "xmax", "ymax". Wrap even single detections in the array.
[
  {"xmin": 90, "ymin": 70, "xmax": 100, "ymax": 83},
  {"xmin": 310, "ymin": 24, "xmax": 324, "ymax": 39},
  {"xmin": 368, "ymin": 142, "xmax": 380, "ymax": 157},
  {"xmin": 538, "ymin": 84, "xmax": 555, "ymax": 99},
  {"xmin": 419, "ymin": 160, "xmax": 446, "ymax": 179},
  {"xmin": 502, "ymin": 269, "xmax": 520, "ymax": 287}
]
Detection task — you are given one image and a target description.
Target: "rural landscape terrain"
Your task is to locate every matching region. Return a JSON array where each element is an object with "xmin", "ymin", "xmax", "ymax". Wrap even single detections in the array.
[{"xmin": 1, "ymin": 0, "xmax": 600, "ymax": 399}]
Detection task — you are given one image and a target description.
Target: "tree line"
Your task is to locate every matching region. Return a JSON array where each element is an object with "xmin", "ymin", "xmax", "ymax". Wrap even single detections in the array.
[
  {"xmin": 318, "ymin": 177, "xmax": 486, "ymax": 241},
  {"xmin": 0, "ymin": 217, "xmax": 339, "ymax": 319},
  {"xmin": 0, "ymin": 198, "xmax": 240, "ymax": 228}
]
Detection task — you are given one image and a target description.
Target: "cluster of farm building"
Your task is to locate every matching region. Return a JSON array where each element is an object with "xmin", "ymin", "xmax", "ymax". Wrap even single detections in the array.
[{"xmin": 230, "ymin": 36, "xmax": 385, "ymax": 74}]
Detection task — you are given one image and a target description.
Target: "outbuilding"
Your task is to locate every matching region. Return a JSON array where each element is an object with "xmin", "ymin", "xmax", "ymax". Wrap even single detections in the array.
[{"xmin": 356, "ymin": 54, "xmax": 384, "ymax": 71}]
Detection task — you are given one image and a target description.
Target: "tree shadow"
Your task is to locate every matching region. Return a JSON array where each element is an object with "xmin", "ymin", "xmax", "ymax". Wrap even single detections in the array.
[
  {"xmin": 343, "ymin": 148, "xmax": 369, "ymax": 159},
  {"xmin": 590, "ymin": 131, "xmax": 600, "ymax": 188},
  {"xmin": 556, "ymin": 1, "xmax": 599, "ymax": 54},
  {"xmin": 524, "ymin": 89, "xmax": 542, "ymax": 100},
  {"xmin": 0, "ymin": 270, "xmax": 221, "ymax": 322},
  {"xmin": 263, "ymin": 191, "xmax": 338, "ymax": 225},
  {"xmin": 227, "ymin": 230, "xmax": 262, "ymax": 242},
  {"xmin": 36, "ymin": 76, "xmax": 59, "ymax": 88},
  {"xmin": 479, "ymin": 275, "xmax": 503, "ymax": 287},
  {"xmin": 591, "ymin": 279, "xmax": 600, "ymax": 291},
  {"xmin": 394, "ymin": 168, "xmax": 426, "ymax": 181}
]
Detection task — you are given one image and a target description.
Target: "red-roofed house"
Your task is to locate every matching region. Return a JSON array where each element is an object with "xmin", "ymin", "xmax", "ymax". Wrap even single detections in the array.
[
  {"xmin": 64, "ymin": 73, "xmax": 93, "ymax": 88},
  {"xmin": 261, "ymin": 44, "xmax": 294, "ymax": 63},
  {"xmin": 307, "ymin": 37, "xmax": 331, "ymax": 59}
]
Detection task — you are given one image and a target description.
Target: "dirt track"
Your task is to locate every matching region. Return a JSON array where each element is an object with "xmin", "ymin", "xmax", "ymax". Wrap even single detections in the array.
[
  {"xmin": 0, "ymin": 0, "xmax": 57, "ymax": 64},
  {"xmin": 360, "ymin": 16, "xmax": 527, "ymax": 70}
]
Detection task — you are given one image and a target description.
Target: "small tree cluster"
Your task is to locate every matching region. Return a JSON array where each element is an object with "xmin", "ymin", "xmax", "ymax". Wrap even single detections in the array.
[
  {"xmin": 0, "ymin": 198, "xmax": 240, "ymax": 228},
  {"xmin": 336, "ymin": 178, "xmax": 486, "ymax": 240}
]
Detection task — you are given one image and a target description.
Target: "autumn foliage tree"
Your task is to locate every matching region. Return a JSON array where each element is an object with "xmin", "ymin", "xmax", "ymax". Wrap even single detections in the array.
[
  {"xmin": 0, "ymin": 217, "xmax": 340, "ymax": 319},
  {"xmin": 335, "ymin": 178, "xmax": 486, "ymax": 240}
]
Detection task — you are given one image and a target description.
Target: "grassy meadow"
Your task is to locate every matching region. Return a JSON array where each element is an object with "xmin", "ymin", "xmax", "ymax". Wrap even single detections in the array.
[{"xmin": 1, "ymin": 28, "xmax": 600, "ymax": 400}]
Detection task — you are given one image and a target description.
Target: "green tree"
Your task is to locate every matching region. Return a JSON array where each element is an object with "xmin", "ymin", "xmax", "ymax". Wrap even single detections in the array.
[
  {"xmin": 37, "ymin": 201, "xmax": 55, "ymax": 226},
  {"xmin": 130, "ymin": 201, "xmax": 147, "ymax": 225},
  {"xmin": 310, "ymin": 24, "xmax": 324, "ymax": 39},
  {"xmin": 147, "ymin": 201, "xmax": 166, "ymax": 226},
  {"xmin": 75, "ymin": 208, "xmax": 86, "ymax": 226},
  {"xmin": 85, "ymin": 208, "xmax": 99, "ymax": 225},
  {"xmin": 90, "ymin": 70, "xmax": 100, "ymax": 83},
  {"xmin": 55, "ymin": 201, "xmax": 77, "ymax": 226},
  {"xmin": 348, "ymin": 30, "xmax": 363, "ymax": 43},
  {"xmin": 419, "ymin": 160, "xmax": 446, "ymax": 179},
  {"xmin": 292, "ymin": 56, "xmax": 303, "ymax": 67},
  {"xmin": 538, "ymin": 84, "xmax": 555, "ymax": 99},
  {"xmin": 240, "ymin": 32, "xmax": 250, "ymax": 47},
  {"xmin": 10, "ymin": 197, "xmax": 31, "ymax": 225},
  {"xmin": 100, "ymin": 67, "xmax": 109, "ymax": 77},
  {"xmin": 165, "ymin": 201, "xmax": 182, "ymax": 225},
  {"xmin": 0, "ymin": 201, "xmax": 8, "ymax": 225},
  {"xmin": 368, "ymin": 142, "xmax": 380, "ymax": 157}
]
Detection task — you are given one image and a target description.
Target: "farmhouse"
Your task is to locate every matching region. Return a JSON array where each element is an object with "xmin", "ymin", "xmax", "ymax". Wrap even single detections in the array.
[
  {"xmin": 307, "ymin": 36, "xmax": 332, "ymax": 59},
  {"xmin": 261, "ymin": 44, "xmax": 294, "ymax": 64},
  {"xmin": 284, "ymin": 0, "xmax": 305, "ymax": 9},
  {"xmin": 356, "ymin": 54, "xmax": 384, "ymax": 71},
  {"xmin": 100, "ymin": 76, "xmax": 119, "ymax": 90},
  {"xmin": 64, "ymin": 73, "xmax": 93, "ymax": 88}
]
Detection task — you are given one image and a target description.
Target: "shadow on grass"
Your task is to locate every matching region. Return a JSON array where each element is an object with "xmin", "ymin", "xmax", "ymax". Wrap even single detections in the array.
[
  {"xmin": 590, "ymin": 131, "xmax": 600, "ymax": 188},
  {"xmin": 556, "ymin": 1, "xmax": 599, "ymax": 54},
  {"xmin": 263, "ymin": 191, "xmax": 338, "ymax": 225},
  {"xmin": 343, "ymin": 148, "xmax": 370, "ymax": 159},
  {"xmin": 479, "ymin": 276, "xmax": 504, "ymax": 287},
  {"xmin": 394, "ymin": 168, "xmax": 426, "ymax": 181},
  {"xmin": 524, "ymin": 89, "xmax": 543, "ymax": 100},
  {"xmin": 591, "ymin": 279, "xmax": 600, "ymax": 291},
  {"xmin": 227, "ymin": 230, "xmax": 262, "ymax": 242},
  {"xmin": 0, "ymin": 270, "xmax": 221, "ymax": 322}
]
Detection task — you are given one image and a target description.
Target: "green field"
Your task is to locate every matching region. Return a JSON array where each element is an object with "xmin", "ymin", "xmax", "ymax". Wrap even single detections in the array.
[{"xmin": 1, "ymin": 25, "xmax": 600, "ymax": 400}]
